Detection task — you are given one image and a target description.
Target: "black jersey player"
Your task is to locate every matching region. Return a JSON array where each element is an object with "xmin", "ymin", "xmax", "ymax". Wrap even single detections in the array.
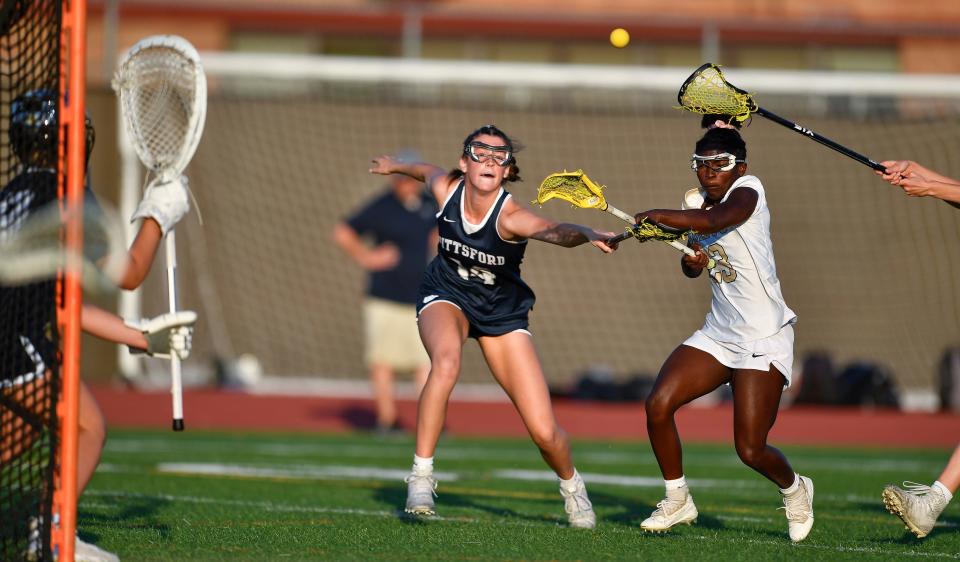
[{"xmin": 370, "ymin": 125, "xmax": 617, "ymax": 528}]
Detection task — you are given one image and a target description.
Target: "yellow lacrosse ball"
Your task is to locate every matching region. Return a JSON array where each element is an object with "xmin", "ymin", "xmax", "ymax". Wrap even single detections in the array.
[{"xmin": 609, "ymin": 28, "xmax": 630, "ymax": 48}]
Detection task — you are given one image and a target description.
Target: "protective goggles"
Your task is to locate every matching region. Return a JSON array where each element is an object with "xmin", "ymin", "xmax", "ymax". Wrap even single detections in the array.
[
  {"xmin": 465, "ymin": 141, "xmax": 513, "ymax": 166},
  {"xmin": 690, "ymin": 152, "xmax": 746, "ymax": 172}
]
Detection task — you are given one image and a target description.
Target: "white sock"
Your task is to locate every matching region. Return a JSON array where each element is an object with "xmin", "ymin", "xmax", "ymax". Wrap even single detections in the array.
[
  {"xmin": 665, "ymin": 476, "xmax": 687, "ymax": 499},
  {"xmin": 413, "ymin": 454, "xmax": 434, "ymax": 473},
  {"xmin": 559, "ymin": 469, "xmax": 581, "ymax": 492},
  {"xmin": 933, "ymin": 481, "xmax": 954, "ymax": 503},
  {"xmin": 665, "ymin": 476, "xmax": 687, "ymax": 491},
  {"xmin": 780, "ymin": 473, "xmax": 800, "ymax": 495}
]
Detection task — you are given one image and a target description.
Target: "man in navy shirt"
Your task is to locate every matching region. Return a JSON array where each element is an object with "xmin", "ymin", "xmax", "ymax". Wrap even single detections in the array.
[{"xmin": 333, "ymin": 151, "xmax": 437, "ymax": 434}]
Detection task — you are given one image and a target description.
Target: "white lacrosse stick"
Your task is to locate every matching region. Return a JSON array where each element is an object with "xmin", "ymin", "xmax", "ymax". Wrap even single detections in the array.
[{"xmin": 113, "ymin": 35, "xmax": 207, "ymax": 431}]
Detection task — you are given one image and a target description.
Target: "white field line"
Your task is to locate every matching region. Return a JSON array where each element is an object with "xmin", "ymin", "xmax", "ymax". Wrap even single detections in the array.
[
  {"xmin": 98, "ymin": 461, "xmax": 940, "ymax": 506},
  {"xmin": 104, "ymin": 438, "xmax": 946, "ymax": 473},
  {"xmin": 81, "ymin": 490, "xmax": 960, "ymax": 559},
  {"xmin": 153, "ymin": 462, "xmax": 758, "ymax": 489},
  {"xmin": 155, "ymin": 462, "xmax": 458, "ymax": 482}
]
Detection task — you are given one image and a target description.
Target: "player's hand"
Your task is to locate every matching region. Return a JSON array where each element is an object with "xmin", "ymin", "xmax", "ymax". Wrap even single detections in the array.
[
  {"xmin": 634, "ymin": 210, "xmax": 658, "ymax": 225},
  {"xmin": 131, "ymin": 175, "xmax": 190, "ymax": 235},
  {"xmin": 878, "ymin": 160, "xmax": 929, "ymax": 185},
  {"xmin": 682, "ymin": 242, "xmax": 710, "ymax": 271},
  {"xmin": 127, "ymin": 310, "xmax": 197, "ymax": 360},
  {"xmin": 879, "ymin": 160, "xmax": 935, "ymax": 196},
  {"xmin": 362, "ymin": 242, "xmax": 401, "ymax": 271},
  {"xmin": 369, "ymin": 155, "xmax": 399, "ymax": 176},
  {"xmin": 589, "ymin": 230, "xmax": 618, "ymax": 253},
  {"xmin": 878, "ymin": 160, "xmax": 906, "ymax": 183}
]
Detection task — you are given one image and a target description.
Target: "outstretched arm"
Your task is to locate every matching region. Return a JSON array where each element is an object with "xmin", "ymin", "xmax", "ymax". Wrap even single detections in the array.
[
  {"xmin": 369, "ymin": 155, "xmax": 453, "ymax": 207},
  {"xmin": 878, "ymin": 160, "xmax": 960, "ymax": 206},
  {"xmin": 635, "ymin": 186, "xmax": 758, "ymax": 235},
  {"xmin": 499, "ymin": 201, "xmax": 616, "ymax": 253}
]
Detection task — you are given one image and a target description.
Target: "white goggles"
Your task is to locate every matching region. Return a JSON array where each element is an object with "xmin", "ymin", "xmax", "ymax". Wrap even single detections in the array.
[
  {"xmin": 690, "ymin": 152, "xmax": 745, "ymax": 172},
  {"xmin": 465, "ymin": 141, "xmax": 512, "ymax": 166}
]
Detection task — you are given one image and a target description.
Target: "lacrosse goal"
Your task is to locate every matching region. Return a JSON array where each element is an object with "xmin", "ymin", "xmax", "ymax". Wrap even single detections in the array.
[
  {"xmin": 0, "ymin": 0, "xmax": 86, "ymax": 560},
  {"xmin": 123, "ymin": 53, "xmax": 960, "ymax": 402}
]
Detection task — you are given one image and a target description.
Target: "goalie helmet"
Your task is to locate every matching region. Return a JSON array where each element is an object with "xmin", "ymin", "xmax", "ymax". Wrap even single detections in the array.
[{"xmin": 9, "ymin": 88, "xmax": 95, "ymax": 168}]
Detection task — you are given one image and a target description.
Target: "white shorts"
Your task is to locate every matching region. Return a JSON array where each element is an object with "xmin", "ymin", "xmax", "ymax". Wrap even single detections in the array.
[
  {"xmin": 363, "ymin": 297, "xmax": 429, "ymax": 371},
  {"xmin": 683, "ymin": 323, "xmax": 796, "ymax": 388}
]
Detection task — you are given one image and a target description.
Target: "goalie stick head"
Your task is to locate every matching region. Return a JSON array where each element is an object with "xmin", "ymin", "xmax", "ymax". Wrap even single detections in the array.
[{"xmin": 113, "ymin": 35, "xmax": 207, "ymax": 182}]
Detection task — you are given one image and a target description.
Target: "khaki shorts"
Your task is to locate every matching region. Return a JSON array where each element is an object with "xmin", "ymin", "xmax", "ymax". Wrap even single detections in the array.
[
  {"xmin": 364, "ymin": 297, "xmax": 429, "ymax": 371},
  {"xmin": 683, "ymin": 323, "xmax": 796, "ymax": 388}
]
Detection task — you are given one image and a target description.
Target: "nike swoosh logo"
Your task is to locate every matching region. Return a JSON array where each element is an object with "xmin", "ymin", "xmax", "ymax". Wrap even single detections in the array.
[
  {"xmin": 751, "ymin": 353, "xmax": 765, "ymax": 358},
  {"xmin": 442, "ymin": 217, "xmax": 457, "ymax": 223},
  {"xmin": 423, "ymin": 295, "xmax": 439, "ymax": 304}
]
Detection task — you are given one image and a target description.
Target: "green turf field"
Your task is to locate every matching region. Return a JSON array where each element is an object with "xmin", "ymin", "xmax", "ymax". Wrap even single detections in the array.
[{"xmin": 79, "ymin": 429, "xmax": 958, "ymax": 561}]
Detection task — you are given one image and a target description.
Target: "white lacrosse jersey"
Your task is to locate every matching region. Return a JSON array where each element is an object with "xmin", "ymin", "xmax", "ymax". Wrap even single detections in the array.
[{"xmin": 688, "ymin": 175, "xmax": 796, "ymax": 343}]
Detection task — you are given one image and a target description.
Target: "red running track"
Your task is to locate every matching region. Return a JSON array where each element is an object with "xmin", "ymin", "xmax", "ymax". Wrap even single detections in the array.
[{"xmin": 90, "ymin": 386, "xmax": 958, "ymax": 448}]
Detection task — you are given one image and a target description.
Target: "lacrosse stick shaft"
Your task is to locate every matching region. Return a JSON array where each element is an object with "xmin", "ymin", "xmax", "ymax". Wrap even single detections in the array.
[
  {"xmin": 165, "ymin": 231, "xmax": 185, "ymax": 432},
  {"xmin": 602, "ymin": 202, "xmax": 719, "ymax": 268},
  {"xmin": 607, "ymin": 230, "xmax": 635, "ymax": 244},
  {"xmin": 755, "ymin": 107, "xmax": 884, "ymax": 172}
]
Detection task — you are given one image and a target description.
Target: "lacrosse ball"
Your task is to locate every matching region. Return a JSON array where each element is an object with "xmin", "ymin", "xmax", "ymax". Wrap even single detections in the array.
[{"xmin": 609, "ymin": 28, "xmax": 630, "ymax": 48}]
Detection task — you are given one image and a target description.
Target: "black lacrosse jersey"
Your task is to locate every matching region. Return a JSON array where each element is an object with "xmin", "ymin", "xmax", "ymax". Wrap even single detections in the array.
[
  {"xmin": 417, "ymin": 182, "xmax": 535, "ymax": 338},
  {"xmin": 0, "ymin": 169, "xmax": 59, "ymax": 385}
]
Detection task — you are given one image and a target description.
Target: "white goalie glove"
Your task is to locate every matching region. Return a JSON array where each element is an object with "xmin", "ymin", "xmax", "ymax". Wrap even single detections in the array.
[
  {"xmin": 131, "ymin": 175, "xmax": 190, "ymax": 235},
  {"xmin": 126, "ymin": 310, "xmax": 197, "ymax": 359}
]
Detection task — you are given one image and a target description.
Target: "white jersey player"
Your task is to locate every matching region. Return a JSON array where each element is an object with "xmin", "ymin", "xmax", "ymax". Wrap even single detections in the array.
[
  {"xmin": 684, "ymin": 174, "xmax": 797, "ymax": 382},
  {"xmin": 631, "ymin": 127, "xmax": 813, "ymax": 542}
]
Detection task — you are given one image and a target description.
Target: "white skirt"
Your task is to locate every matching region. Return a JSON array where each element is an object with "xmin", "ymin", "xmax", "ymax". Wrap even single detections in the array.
[{"xmin": 683, "ymin": 323, "xmax": 796, "ymax": 388}]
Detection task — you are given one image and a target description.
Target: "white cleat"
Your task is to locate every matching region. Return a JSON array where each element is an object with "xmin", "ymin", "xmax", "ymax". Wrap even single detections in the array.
[
  {"xmin": 882, "ymin": 482, "xmax": 948, "ymax": 539},
  {"xmin": 559, "ymin": 471, "xmax": 596, "ymax": 529},
  {"xmin": 26, "ymin": 519, "xmax": 119, "ymax": 562},
  {"xmin": 404, "ymin": 469, "xmax": 438, "ymax": 515},
  {"xmin": 75, "ymin": 536, "xmax": 120, "ymax": 562},
  {"xmin": 640, "ymin": 490, "xmax": 698, "ymax": 532},
  {"xmin": 782, "ymin": 475, "xmax": 814, "ymax": 542}
]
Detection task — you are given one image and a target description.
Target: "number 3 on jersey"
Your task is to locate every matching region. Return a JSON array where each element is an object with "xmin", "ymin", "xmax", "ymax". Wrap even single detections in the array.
[{"xmin": 706, "ymin": 243, "xmax": 737, "ymax": 284}]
